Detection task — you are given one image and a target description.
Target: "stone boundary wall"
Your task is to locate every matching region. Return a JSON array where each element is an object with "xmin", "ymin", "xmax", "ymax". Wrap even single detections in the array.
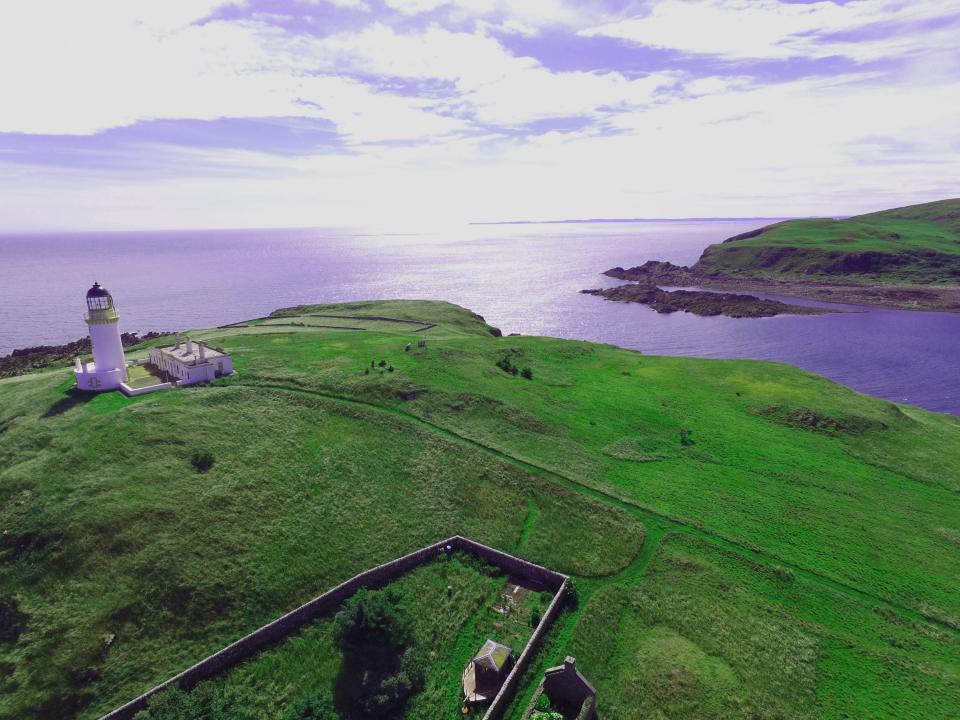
[
  {"xmin": 482, "ymin": 577, "xmax": 569, "ymax": 720},
  {"xmin": 99, "ymin": 536, "xmax": 567, "ymax": 720}
]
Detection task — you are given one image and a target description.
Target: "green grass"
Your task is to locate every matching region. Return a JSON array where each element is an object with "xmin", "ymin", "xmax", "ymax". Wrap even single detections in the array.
[
  {"xmin": 124, "ymin": 365, "xmax": 166, "ymax": 389},
  {"xmin": 563, "ymin": 534, "xmax": 958, "ymax": 719},
  {"xmin": 693, "ymin": 198, "xmax": 960, "ymax": 283},
  {"xmin": 146, "ymin": 553, "xmax": 549, "ymax": 720},
  {"xmin": 1, "ymin": 299, "xmax": 958, "ymax": 720}
]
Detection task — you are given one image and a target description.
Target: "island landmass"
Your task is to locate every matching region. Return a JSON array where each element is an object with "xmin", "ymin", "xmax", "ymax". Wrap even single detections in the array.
[{"xmin": 596, "ymin": 198, "xmax": 960, "ymax": 312}]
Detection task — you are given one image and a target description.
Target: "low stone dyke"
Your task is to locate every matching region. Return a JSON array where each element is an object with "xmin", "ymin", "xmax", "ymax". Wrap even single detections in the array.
[
  {"xmin": 482, "ymin": 577, "xmax": 568, "ymax": 720},
  {"xmin": 99, "ymin": 535, "xmax": 568, "ymax": 720}
]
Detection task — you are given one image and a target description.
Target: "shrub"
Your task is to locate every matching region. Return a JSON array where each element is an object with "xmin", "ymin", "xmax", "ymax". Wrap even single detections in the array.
[
  {"xmin": 378, "ymin": 359, "xmax": 387, "ymax": 368},
  {"xmin": 521, "ymin": 367, "xmax": 533, "ymax": 380},
  {"xmin": 530, "ymin": 607, "xmax": 542, "ymax": 627},
  {"xmin": 333, "ymin": 588, "xmax": 425, "ymax": 717},
  {"xmin": 536, "ymin": 692, "xmax": 552, "ymax": 711},
  {"xmin": 333, "ymin": 588, "xmax": 411, "ymax": 651},
  {"xmin": 388, "ymin": 366, "xmax": 395, "ymax": 373},
  {"xmin": 190, "ymin": 450, "xmax": 215, "ymax": 473},
  {"xmin": 679, "ymin": 428, "xmax": 695, "ymax": 446}
]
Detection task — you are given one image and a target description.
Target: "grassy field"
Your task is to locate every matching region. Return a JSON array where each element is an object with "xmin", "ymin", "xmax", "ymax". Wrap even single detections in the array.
[
  {"xmin": 1, "ymin": 299, "xmax": 958, "ymax": 719},
  {"xmin": 693, "ymin": 198, "xmax": 960, "ymax": 283}
]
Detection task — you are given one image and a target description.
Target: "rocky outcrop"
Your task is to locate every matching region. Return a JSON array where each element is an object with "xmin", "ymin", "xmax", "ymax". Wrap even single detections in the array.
[
  {"xmin": 0, "ymin": 331, "xmax": 174, "ymax": 379},
  {"xmin": 581, "ymin": 284, "xmax": 828, "ymax": 318}
]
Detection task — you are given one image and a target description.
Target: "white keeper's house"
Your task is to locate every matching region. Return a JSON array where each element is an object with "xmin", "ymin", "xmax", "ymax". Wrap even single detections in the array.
[{"xmin": 148, "ymin": 336, "xmax": 233, "ymax": 385}]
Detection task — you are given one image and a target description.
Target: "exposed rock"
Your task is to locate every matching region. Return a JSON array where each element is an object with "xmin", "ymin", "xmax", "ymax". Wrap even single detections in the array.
[
  {"xmin": 0, "ymin": 331, "xmax": 175, "ymax": 378},
  {"xmin": 581, "ymin": 284, "xmax": 828, "ymax": 318}
]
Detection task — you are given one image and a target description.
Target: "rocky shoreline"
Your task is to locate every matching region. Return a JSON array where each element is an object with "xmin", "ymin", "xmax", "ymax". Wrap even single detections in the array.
[
  {"xmin": 0, "ymin": 331, "xmax": 173, "ymax": 379},
  {"xmin": 581, "ymin": 283, "xmax": 829, "ymax": 318},
  {"xmin": 605, "ymin": 261, "xmax": 960, "ymax": 312}
]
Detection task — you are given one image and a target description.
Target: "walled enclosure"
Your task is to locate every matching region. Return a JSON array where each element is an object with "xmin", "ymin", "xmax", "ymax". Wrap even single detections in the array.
[{"xmin": 99, "ymin": 535, "xmax": 569, "ymax": 720}]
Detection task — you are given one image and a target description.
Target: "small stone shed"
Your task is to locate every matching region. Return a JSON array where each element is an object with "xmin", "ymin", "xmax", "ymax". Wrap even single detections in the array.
[
  {"xmin": 522, "ymin": 656, "xmax": 597, "ymax": 720},
  {"xmin": 463, "ymin": 639, "xmax": 515, "ymax": 703}
]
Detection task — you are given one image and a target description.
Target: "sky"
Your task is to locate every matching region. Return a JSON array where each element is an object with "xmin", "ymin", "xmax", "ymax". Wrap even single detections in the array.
[{"xmin": 1, "ymin": 0, "xmax": 959, "ymax": 230}]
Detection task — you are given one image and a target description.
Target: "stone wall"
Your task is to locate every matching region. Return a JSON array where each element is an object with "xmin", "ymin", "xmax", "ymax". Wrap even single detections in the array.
[
  {"xmin": 99, "ymin": 536, "xmax": 568, "ymax": 720},
  {"xmin": 482, "ymin": 577, "xmax": 569, "ymax": 720}
]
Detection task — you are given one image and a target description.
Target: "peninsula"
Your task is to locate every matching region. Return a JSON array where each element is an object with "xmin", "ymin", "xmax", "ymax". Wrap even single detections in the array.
[
  {"xmin": 599, "ymin": 198, "xmax": 960, "ymax": 312},
  {"xmin": 1, "ymin": 299, "xmax": 958, "ymax": 720}
]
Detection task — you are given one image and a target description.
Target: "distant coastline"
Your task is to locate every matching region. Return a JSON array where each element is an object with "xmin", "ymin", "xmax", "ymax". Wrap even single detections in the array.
[{"xmin": 472, "ymin": 216, "xmax": 804, "ymax": 226}]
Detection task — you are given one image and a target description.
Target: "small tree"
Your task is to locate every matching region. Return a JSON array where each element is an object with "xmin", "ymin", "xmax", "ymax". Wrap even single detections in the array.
[{"xmin": 333, "ymin": 588, "xmax": 411, "ymax": 650}]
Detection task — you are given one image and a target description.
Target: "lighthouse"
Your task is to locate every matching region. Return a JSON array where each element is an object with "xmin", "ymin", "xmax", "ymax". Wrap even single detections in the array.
[{"xmin": 74, "ymin": 282, "xmax": 128, "ymax": 391}]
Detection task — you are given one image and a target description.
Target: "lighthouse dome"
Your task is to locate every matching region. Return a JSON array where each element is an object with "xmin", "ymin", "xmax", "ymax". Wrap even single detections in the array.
[
  {"xmin": 86, "ymin": 281, "xmax": 110, "ymax": 298},
  {"xmin": 86, "ymin": 282, "xmax": 115, "ymax": 312}
]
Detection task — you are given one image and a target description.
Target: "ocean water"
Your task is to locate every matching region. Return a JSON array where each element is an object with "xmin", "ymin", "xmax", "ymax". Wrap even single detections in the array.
[{"xmin": 1, "ymin": 221, "xmax": 958, "ymax": 416}]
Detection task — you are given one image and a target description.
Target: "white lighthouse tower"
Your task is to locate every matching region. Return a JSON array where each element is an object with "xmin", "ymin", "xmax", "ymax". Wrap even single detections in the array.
[{"xmin": 74, "ymin": 282, "xmax": 128, "ymax": 391}]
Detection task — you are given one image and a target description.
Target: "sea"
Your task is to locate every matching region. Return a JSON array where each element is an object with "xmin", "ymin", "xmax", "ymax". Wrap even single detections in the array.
[{"xmin": 1, "ymin": 220, "xmax": 958, "ymax": 416}]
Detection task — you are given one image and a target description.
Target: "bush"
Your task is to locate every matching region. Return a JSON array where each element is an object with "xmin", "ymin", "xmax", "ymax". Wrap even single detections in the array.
[
  {"xmin": 190, "ymin": 450, "xmax": 215, "ymax": 473},
  {"xmin": 536, "ymin": 692, "xmax": 552, "ymax": 711},
  {"xmin": 679, "ymin": 428, "xmax": 695, "ymax": 446},
  {"xmin": 333, "ymin": 588, "xmax": 411, "ymax": 651},
  {"xmin": 521, "ymin": 367, "xmax": 533, "ymax": 380},
  {"xmin": 283, "ymin": 690, "xmax": 340, "ymax": 720},
  {"xmin": 530, "ymin": 607, "xmax": 542, "ymax": 627}
]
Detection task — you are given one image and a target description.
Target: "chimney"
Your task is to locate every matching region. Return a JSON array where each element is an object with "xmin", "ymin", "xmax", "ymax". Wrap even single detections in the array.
[
  {"xmin": 175, "ymin": 333, "xmax": 181, "ymax": 350},
  {"xmin": 186, "ymin": 337, "xmax": 193, "ymax": 354},
  {"xmin": 199, "ymin": 342, "xmax": 206, "ymax": 361},
  {"xmin": 564, "ymin": 656, "xmax": 576, "ymax": 672},
  {"xmin": 74, "ymin": 357, "xmax": 82, "ymax": 372}
]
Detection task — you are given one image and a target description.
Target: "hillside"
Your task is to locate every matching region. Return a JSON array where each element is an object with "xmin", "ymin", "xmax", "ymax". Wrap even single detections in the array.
[
  {"xmin": 1, "ymin": 300, "xmax": 958, "ymax": 720},
  {"xmin": 694, "ymin": 198, "xmax": 960, "ymax": 284}
]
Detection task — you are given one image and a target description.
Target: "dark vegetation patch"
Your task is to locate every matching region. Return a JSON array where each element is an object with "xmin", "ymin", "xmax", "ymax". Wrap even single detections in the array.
[
  {"xmin": 757, "ymin": 405, "xmax": 890, "ymax": 435},
  {"xmin": 191, "ymin": 450, "xmax": 216, "ymax": 473},
  {"xmin": 333, "ymin": 587, "xmax": 425, "ymax": 719},
  {"xmin": 0, "ymin": 597, "xmax": 28, "ymax": 643}
]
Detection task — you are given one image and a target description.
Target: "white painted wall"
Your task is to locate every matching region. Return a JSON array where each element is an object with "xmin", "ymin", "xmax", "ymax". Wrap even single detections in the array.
[{"xmin": 89, "ymin": 320, "xmax": 127, "ymax": 379}]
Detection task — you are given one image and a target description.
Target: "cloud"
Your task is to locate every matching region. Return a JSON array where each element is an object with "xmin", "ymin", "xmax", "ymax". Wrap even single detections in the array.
[
  {"xmin": 0, "ymin": 0, "xmax": 958, "ymax": 229},
  {"xmin": 582, "ymin": 0, "xmax": 960, "ymax": 61}
]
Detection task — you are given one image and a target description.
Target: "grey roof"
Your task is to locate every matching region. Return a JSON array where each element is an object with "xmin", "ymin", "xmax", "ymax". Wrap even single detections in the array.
[
  {"xmin": 473, "ymin": 639, "xmax": 513, "ymax": 673},
  {"xmin": 153, "ymin": 342, "xmax": 226, "ymax": 365},
  {"xmin": 544, "ymin": 656, "xmax": 596, "ymax": 697}
]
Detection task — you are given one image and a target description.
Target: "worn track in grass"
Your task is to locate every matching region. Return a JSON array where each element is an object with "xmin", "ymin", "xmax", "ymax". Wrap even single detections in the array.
[{"xmin": 229, "ymin": 379, "xmax": 958, "ymax": 637}]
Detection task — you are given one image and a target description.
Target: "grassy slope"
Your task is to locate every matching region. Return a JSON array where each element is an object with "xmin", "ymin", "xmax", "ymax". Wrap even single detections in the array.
[
  {"xmin": 693, "ymin": 198, "xmax": 960, "ymax": 283},
  {"xmin": 168, "ymin": 553, "xmax": 548, "ymax": 720},
  {"xmin": 1, "ymin": 300, "xmax": 958, "ymax": 719}
]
